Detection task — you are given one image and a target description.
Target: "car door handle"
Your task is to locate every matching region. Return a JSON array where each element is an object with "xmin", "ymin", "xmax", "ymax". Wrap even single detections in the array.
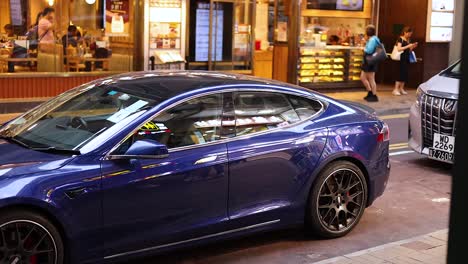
[{"xmin": 194, "ymin": 155, "xmax": 218, "ymax": 165}]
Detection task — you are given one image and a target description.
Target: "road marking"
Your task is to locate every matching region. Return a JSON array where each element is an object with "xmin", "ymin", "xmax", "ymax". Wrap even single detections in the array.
[
  {"xmin": 389, "ymin": 150, "xmax": 414, "ymax": 156},
  {"xmin": 379, "ymin": 113, "xmax": 410, "ymax": 120},
  {"xmin": 389, "ymin": 142, "xmax": 408, "ymax": 148},
  {"xmin": 389, "ymin": 145, "xmax": 409, "ymax": 151}
]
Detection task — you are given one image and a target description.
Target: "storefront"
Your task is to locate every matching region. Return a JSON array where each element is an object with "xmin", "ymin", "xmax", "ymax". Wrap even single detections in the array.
[
  {"xmin": 0, "ymin": 0, "xmax": 138, "ymax": 98},
  {"xmin": 1, "ymin": 0, "xmax": 451, "ymax": 100},
  {"xmin": 269, "ymin": 0, "xmax": 379, "ymax": 89},
  {"xmin": 143, "ymin": 0, "xmax": 257, "ymax": 75},
  {"xmin": 141, "ymin": 0, "xmax": 379, "ymax": 87}
]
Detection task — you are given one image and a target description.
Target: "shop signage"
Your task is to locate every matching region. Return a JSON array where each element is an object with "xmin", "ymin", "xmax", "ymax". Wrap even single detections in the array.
[
  {"xmin": 426, "ymin": 0, "xmax": 455, "ymax": 42},
  {"xmin": 106, "ymin": 0, "xmax": 130, "ymax": 34},
  {"xmin": 306, "ymin": 0, "xmax": 364, "ymax": 11}
]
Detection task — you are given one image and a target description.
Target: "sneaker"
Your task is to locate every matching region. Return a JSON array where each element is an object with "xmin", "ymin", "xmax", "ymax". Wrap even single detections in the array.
[
  {"xmin": 367, "ymin": 94, "xmax": 379, "ymax": 102},
  {"xmin": 400, "ymin": 89, "xmax": 408, "ymax": 95},
  {"xmin": 392, "ymin": 90, "xmax": 401, "ymax": 96},
  {"xmin": 363, "ymin": 91, "xmax": 372, "ymax": 100}
]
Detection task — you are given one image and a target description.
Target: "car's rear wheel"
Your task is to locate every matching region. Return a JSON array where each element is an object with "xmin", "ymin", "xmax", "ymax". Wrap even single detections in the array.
[
  {"xmin": 306, "ymin": 161, "xmax": 368, "ymax": 238},
  {"xmin": 0, "ymin": 210, "xmax": 64, "ymax": 264}
]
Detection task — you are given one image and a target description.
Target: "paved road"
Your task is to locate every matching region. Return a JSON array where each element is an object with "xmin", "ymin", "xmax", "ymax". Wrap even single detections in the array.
[{"xmin": 120, "ymin": 115, "xmax": 452, "ymax": 264}]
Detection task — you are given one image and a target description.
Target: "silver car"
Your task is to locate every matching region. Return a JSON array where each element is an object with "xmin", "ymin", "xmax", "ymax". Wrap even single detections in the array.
[{"xmin": 409, "ymin": 60, "xmax": 460, "ymax": 164}]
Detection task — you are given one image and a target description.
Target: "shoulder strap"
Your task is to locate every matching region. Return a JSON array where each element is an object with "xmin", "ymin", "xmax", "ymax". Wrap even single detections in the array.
[{"xmin": 39, "ymin": 29, "xmax": 49, "ymax": 41}]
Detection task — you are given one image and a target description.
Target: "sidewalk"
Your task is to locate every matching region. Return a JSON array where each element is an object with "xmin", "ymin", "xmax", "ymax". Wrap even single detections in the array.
[
  {"xmin": 319, "ymin": 85, "xmax": 416, "ymax": 116},
  {"xmin": 309, "ymin": 229, "xmax": 448, "ymax": 264}
]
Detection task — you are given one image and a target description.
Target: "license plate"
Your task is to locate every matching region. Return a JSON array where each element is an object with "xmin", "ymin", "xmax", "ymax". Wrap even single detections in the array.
[
  {"xmin": 432, "ymin": 133, "xmax": 455, "ymax": 153},
  {"xmin": 429, "ymin": 148, "xmax": 454, "ymax": 163}
]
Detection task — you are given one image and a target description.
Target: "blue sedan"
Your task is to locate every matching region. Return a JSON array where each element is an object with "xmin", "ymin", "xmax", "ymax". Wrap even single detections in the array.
[{"xmin": 0, "ymin": 71, "xmax": 390, "ymax": 264}]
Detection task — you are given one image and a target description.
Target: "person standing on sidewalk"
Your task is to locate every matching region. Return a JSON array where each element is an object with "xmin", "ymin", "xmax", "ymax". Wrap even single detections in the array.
[
  {"xmin": 392, "ymin": 26, "xmax": 418, "ymax": 96},
  {"xmin": 361, "ymin": 25, "xmax": 380, "ymax": 102}
]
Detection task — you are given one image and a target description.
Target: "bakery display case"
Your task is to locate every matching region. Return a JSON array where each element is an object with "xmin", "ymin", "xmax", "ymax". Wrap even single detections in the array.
[{"xmin": 298, "ymin": 46, "xmax": 364, "ymax": 88}]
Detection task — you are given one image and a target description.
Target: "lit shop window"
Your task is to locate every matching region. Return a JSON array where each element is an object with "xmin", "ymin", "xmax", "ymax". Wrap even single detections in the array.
[{"xmin": 0, "ymin": 0, "xmax": 134, "ymax": 74}]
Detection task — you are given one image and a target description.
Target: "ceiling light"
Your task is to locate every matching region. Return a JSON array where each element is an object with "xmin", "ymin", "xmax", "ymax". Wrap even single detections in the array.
[{"xmin": 85, "ymin": 0, "xmax": 96, "ymax": 4}]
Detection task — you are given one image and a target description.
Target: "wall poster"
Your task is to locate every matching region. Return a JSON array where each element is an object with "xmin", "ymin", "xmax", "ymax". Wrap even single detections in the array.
[{"xmin": 106, "ymin": 0, "xmax": 130, "ymax": 35}]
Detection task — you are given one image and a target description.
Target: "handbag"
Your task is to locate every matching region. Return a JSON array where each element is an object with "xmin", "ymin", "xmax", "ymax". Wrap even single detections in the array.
[
  {"xmin": 391, "ymin": 45, "xmax": 402, "ymax": 61},
  {"xmin": 410, "ymin": 51, "xmax": 417, "ymax": 63},
  {"xmin": 365, "ymin": 41, "xmax": 387, "ymax": 66}
]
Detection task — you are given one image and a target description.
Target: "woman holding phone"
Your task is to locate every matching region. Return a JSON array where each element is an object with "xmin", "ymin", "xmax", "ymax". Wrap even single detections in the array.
[{"xmin": 393, "ymin": 26, "xmax": 418, "ymax": 96}]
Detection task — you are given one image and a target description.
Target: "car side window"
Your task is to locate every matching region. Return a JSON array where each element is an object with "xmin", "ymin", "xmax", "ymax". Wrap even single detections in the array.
[
  {"xmin": 288, "ymin": 95, "xmax": 323, "ymax": 120},
  {"xmin": 233, "ymin": 92, "xmax": 300, "ymax": 137},
  {"xmin": 114, "ymin": 94, "xmax": 223, "ymax": 154}
]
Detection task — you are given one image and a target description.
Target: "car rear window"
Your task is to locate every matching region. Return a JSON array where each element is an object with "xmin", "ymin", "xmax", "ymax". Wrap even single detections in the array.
[{"xmin": 288, "ymin": 95, "xmax": 324, "ymax": 120}]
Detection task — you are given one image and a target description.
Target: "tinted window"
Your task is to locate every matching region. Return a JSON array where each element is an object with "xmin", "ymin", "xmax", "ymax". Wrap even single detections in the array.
[
  {"xmin": 233, "ymin": 92, "xmax": 300, "ymax": 136},
  {"xmin": 288, "ymin": 95, "xmax": 323, "ymax": 120},
  {"xmin": 115, "ymin": 94, "xmax": 223, "ymax": 153}
]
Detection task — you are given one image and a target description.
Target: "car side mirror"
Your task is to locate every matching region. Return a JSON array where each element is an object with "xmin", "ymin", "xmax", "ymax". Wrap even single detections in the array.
[{"xmin": 109, "ymin": 139, "xmax": 169, "ymax": 160}]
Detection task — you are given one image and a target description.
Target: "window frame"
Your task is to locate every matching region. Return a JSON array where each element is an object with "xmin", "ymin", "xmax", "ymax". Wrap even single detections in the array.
[{"xmin": 105, "ymin": 87, "xmax": 327, "ymax": 158}]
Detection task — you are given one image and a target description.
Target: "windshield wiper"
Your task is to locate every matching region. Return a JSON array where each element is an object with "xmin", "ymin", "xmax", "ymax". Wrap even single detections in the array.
[
  {"xmin": 30, "ymin": 147, "xmax": 81, "ymax": 155},
  {"xmin": 0, "ymin": 135, "xmax": 31, "ymax": 149}
]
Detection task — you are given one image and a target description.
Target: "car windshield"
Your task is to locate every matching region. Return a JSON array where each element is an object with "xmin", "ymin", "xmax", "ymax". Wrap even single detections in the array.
[
  {"xmin": 441, "ymin": 60, "xmax": 461, "ymax": 79},
  {"xmin": 0, "ymin": 83, "xmax": 159, "ymax": 152}
]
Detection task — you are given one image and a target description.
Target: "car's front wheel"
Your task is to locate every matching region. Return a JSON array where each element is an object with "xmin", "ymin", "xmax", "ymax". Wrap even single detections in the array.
[
  {"xmin": 0, "ymin": 209, "xmax": 64, "ymax": 264},
  {"xmin": 306, "ymin": 161, "xmax": 368, "ymax": 238}
]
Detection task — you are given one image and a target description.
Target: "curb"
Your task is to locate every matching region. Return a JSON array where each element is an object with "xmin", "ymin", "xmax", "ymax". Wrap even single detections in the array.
[
  {"xmin": 377, "ymin": 107, "xmax": 410, "ymax": 116},
  {"xmin": 308, "ymin": 229, "xmax": 448, "ymax": 264}
]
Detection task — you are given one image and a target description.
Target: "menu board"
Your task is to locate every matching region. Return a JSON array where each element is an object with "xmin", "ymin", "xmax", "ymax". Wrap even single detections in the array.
[
  {"xmin": 195, "ymin": 6, "xmax": 223, "ymax": 61},
  {"xmin": 149, "ymin": 22, "xmax": 181, "ymax": 49},
  {"xmin": 426, "ymin": 0, "xmax": 455, "ymax": 42},
  {"xmin": 9, "ymin": 0, "xmax": 23, "ymax": 26}
]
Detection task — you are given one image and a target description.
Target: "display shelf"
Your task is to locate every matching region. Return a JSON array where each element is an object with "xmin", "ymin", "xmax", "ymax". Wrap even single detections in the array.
[{"xmin": 298, "ymin": 45, "xmax": 364, "ymax": 86}]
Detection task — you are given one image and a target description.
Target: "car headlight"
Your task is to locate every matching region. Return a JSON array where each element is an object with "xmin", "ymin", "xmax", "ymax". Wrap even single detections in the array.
[{"xmin": 415, "ymin": 87, "xmax": 425, "ymax": 108}]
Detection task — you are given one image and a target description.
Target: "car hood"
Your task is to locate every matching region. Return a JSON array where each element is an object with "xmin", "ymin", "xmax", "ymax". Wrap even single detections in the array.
[
  {"xmin": 0, "ymin": 139, "xmax": 74, "ymax": 178},
  {"xmin": 420, "ymin": 74, "xmax": 459, "ymax": 99}
]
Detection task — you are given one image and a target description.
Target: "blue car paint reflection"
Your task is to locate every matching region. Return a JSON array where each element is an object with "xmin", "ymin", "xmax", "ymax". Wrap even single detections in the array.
[{"xmin": 0, "ymin": 72, "xmax": 390, "ymax": 263}]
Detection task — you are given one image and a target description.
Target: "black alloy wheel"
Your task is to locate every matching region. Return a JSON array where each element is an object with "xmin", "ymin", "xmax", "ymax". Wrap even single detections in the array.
[
  {"xmin": 306, "ymin": 161, "xmax": 368, "ymax": 238},
  {"xmin": 0, "ymin": 210, "xmax": 64, "ymax": 264}
]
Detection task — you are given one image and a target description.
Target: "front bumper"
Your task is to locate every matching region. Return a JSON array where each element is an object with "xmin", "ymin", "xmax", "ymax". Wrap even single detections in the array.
[{"xmin": 408, "ymin": 101, "xmax": 455, "ymax": 164}]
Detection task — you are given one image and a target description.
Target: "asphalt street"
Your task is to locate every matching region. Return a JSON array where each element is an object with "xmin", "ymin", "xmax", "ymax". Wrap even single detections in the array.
[{"xmin": 121, "ymin": 115, "xmax": 452, "ymax": 264}]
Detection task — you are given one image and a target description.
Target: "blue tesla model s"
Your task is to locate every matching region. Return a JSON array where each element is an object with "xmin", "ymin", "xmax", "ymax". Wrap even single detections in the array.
[{"xmin": 0, "ymin": 71, "xmax": 390, "ymax": 264}]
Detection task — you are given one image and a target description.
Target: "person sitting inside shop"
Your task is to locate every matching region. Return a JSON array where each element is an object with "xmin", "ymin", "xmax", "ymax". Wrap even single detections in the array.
[
  {"xmin": 327, "ymin": 35, "xmax": 341, "ymax": 45},
  {"xmin": 2, "ymin": 24, "xmax": 16, "ymax": 42},
  {"xmin": 62, "ymin": 25, "xmax": 80, "ymax": 54},
  {"xmin": 62, "ymin": 25, "xmax": 81, "ymax": 66}
]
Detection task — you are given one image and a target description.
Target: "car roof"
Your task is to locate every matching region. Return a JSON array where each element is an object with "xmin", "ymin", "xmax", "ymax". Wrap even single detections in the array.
[{"xmin": 95, "ymin": 71, "xmax": 301, "ymax": 101}]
